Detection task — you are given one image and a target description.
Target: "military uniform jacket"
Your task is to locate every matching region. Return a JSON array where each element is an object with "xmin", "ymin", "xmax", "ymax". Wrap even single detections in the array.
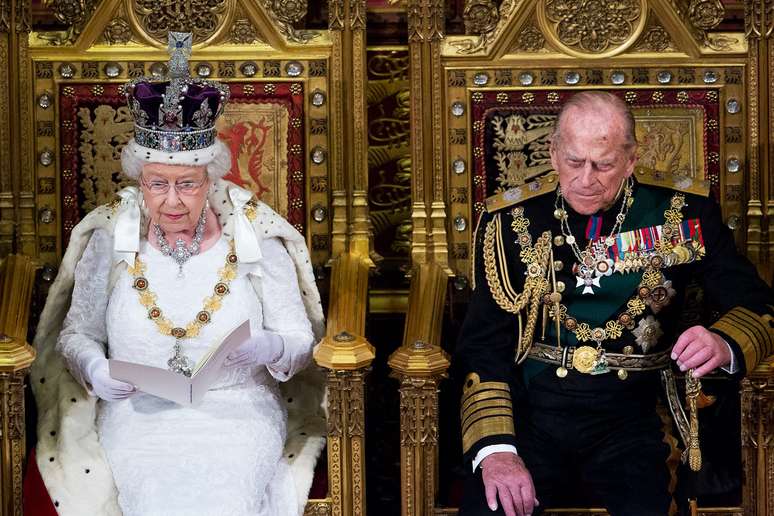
[{"xmin": 455, "ymin": 170, "xmax": 774, "ymax": 463}]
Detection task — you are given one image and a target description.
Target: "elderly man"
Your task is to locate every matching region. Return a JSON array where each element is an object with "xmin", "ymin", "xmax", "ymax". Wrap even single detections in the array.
[{"xmin": 455, "ymin": 91, "xmax": 773, "ymax": 515}]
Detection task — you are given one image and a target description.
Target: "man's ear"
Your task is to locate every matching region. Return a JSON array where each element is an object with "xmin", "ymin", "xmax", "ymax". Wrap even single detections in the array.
[
  {"xmin": 549, "ymin": 138, "xmax": 560, "ymax": 171},
  {"xmin": 623, "ymin": 146, "xmax": 638, "ymax": 177}
]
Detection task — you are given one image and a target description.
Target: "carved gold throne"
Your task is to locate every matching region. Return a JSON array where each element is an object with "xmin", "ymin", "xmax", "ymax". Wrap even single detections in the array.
[
  {"xmin": 390, "ymin": 1, "xmax": 774, "ymax": 515},
  {"xmin": 0, "ymin": 2, "xmax": 377, "ymax": 515}
]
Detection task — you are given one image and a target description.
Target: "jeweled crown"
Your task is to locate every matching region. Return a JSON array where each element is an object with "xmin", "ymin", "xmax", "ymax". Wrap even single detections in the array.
[{"xmin": 123, "ymin": 32, "xmax": 230, "ymax": 154}]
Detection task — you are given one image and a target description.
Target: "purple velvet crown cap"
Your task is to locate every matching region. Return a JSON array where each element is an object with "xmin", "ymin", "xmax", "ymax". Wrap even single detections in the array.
[{"xmin": 127, "ymin": 80, "xmax": 227, "ymax": 131}]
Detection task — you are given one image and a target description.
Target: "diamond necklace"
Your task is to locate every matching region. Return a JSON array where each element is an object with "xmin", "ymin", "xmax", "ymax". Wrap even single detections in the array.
[
  {"xmin": 553, "ymin": 177, "xmax": 634, "ymax": 295},
  {"xmin": 153, "ymin": 205, "xmax": 207, "ymax": 278}
]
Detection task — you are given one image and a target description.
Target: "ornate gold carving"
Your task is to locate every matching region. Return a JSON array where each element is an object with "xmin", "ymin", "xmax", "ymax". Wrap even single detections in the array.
[
  {"xmin": 740, "ymin": 375, "xmax": 774, "ymax": 514},
  {"xmin": 449, "ymin": 0, "xmax": 516, "ymax": 53},
  {"xmin": 463, "ymin": 0, "xmax": 499, "ymax": 35},
  {"xmin": 0, "ymin": 40, "xmax": 8, "ymax": 196},
  {"xmin": 704, "ymin": 33, "xmax": 740, "ymax": 51},
  {"xmin": 539, "ymin": 0, "xmax": 646, "ymax": 55},
  {"xmin": 303, "ymin": 500, "xmax": 332, "ymax": 516},
  {"xmin": 261, "ymin": 0, "xmax": 318, "ymax": 43},
  {"xmin": 229, "ymin": 18, "xmax": 261, "ymax": 44},
  {"xmin": 328, "ymin": 0, "xmax": 345, "ymax": 30},
  {"xmin": 131, "ymin": 0, "xmax": 229, "ymax": 44},
  {"xmin": 512, "ymin": 23, "xmax": 546, "ymax": 52},
  {"xmin": 687, "ymin": 0, "xmax": 724, "ymax": 31},
  {"xmin": 0, "ymin": 371, "xmax": 29, "ymax": 515},
  {"xmin": 16, "ymin": 26, "xmax": 32, "ymax": 196},
  {"xmin": 0, "ymin": 1, "xmax": 10, "ymax": 33},
  {"xmin": 14, "ymin": 0, "xmax": 29, "ymax": 33},
  {"xmin": 103, "ymin": 17, "xmax": 133, "ymax": 45},
  {"xmin": 633, "ymin": 19, "xmax": 675, "ymax": 52},
  {"xmin": 398, "ymin": 376, "xmax": 441, "ymax": 445},
  {"xmin": 745, "ymin": 1, "xmax": 764, "ymax": 263},
  {"xmin": 319, "ymin": 368, "xmax": 371, "ymax": 516},
  {"xmin": 350, "ymin": 0, "xmax": 366, "ymax": 30},
  {"xmin": 744, "ymin": 0, "xmax": 774, "ymax": 40},
  {"xmin": 39, "ymin": 0, "xmax": 98, "ymax": 45}
]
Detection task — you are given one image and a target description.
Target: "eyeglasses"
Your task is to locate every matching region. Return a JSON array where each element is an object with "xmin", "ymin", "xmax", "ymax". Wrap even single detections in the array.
[{"xmin": 140, "ymin": 174, "xmax": 208, "ymax": 196}]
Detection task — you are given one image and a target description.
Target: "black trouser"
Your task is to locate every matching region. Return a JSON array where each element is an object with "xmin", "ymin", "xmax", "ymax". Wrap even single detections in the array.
[{"xmin": 460, "ymin": 369, "xmax": 672, "ymax": 516}]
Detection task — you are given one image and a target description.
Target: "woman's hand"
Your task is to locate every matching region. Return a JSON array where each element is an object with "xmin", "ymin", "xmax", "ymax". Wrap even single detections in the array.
[
  {"xmin": 224, "ymin": 331, "xmax": 284, "ymax": 368},
  {"xmin": 86, "ymin": 358, "xmax": 137, "ymax": 401}
]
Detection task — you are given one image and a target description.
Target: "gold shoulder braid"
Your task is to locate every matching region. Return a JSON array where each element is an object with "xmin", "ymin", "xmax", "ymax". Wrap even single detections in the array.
[
  {"xmin": 483, "ymin": 208, "xmax": 551, "ymax": 363},
  {"xmin": 129, "ymin": 239, "xmax": 239, "ymax": 376}
]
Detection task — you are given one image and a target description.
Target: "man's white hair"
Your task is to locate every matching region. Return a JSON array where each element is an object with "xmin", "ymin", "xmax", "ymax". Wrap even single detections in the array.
[
  {"xmin": 120, "ymin": 138, "xmax": 232, "ymax": 180},
  {"xmin": 551, "ymin": 91, "xmax": 637, "ymax": 151}
]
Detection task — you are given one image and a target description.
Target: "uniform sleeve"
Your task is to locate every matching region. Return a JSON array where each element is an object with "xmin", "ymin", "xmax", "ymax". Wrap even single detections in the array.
[
  {"xmin": 453, "ymin": 212, "xmax": 520, "ymax": 463},
  {"xmin": 695, "ymin": 197, "xmax": 774, "ymax": 375},
  {"xmin": 55, "ymin": 229, "xmax": 112, "ymax": 392},
  {"xmin": 258, "ymin": 236, "xmax": 315, "ymax": 382}
]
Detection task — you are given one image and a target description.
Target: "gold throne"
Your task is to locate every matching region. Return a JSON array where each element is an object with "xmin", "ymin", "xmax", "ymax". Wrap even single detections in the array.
[
  {"xmin": 0, "ymin": 1, "xmax": 377, "ymax": 515},
  {"xmin": 389, "ymin": 1, "xmax": 774, "ymax": 515}
]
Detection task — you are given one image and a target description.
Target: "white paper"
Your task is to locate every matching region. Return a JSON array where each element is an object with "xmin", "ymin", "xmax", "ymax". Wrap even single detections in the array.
[{"xmin": 109, "ymin": 320, "xmax": 251, "ymax": 405}]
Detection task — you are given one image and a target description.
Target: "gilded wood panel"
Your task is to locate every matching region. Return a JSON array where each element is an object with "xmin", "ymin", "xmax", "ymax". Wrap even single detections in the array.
[
  {"xmin": 444, "ymin": 66, "xmax": 745, "ymax": 285},
  {"xmin": 30, "ymin": 56, "xmax": 331, "ymax": 267}
]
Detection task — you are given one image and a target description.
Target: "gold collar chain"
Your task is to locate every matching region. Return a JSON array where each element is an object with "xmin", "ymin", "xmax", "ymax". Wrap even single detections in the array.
[
  {"xmin": 540, "ymin": 192, "xmax": 687, "ymax": 379},
  {"xmin": 128, "ymin": 239, "xmax": 239, "ymax": 375}
]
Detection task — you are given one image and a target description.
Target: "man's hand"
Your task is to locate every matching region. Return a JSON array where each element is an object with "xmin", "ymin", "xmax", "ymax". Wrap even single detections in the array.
[
  {"xmin": 480, "ymin": 452, "xmax": 538, "ymax": 516},
  {"xmin": 671, "ymin": 325, "xmax": 732, "ymax": 378}
]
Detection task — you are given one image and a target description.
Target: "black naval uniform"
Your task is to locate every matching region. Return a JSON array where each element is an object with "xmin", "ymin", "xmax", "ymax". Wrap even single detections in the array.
[{"xmin": 455, "ymin": 169, "xmax": 774, "ymax": 515}]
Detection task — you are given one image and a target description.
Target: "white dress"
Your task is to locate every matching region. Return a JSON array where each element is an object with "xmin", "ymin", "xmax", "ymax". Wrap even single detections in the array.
[{"xmin": 56, "ymin": 229, "xmax": 314, "ymax": 516}]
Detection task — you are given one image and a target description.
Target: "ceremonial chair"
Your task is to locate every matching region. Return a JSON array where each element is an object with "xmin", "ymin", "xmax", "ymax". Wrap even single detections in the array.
[
  {"xmin": 0, "ymin": 255, "xmax": 38, "ymax": 516},
  {"xmin": 0, "ymin": 3, "xmax": 374, "ymax": 515},
  {"xmin": 394, "ymin": 1, "xmax": 774, "ymax": 514}
]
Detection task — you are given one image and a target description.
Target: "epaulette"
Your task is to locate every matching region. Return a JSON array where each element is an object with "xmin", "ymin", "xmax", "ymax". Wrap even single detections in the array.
[
  {"xmin": 485, "ymin": 173, "xmax": 558, "ymax": 213},
  {"xmin": 633, "ymin": 166, "xmax": 710, "ymax": 198}
]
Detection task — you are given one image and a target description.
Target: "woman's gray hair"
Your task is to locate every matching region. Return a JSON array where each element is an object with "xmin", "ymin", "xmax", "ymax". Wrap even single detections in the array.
[
  {"xmin": 551, "ymin": 91, "xmax": 637, "ymax": 151},
  {"xmin": 120, "ymin": 138, "xmax": 232, "ymax": 180}
]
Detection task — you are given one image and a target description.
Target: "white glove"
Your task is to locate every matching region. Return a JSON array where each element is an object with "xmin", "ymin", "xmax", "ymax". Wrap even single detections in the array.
[
  {"xmin": 85, "ymin": 357, "xmax": 137, "ymax": 401},
  {"xmin": 224, "ymin": 330, "xmax": 284, "ymax": 368}
]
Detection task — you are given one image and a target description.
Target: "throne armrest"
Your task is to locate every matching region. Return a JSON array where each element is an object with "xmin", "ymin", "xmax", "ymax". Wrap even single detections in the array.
[
  {"xmin": 389, "ymin": 262, "xmax": 451, "ymax": 516},
  {"xmin": 0, "ymin": 255, "xmax": 38, "ymax": 515},
  {"xmin": 311, "ymin": 252, "xmax": 374, "ymax": 516}
]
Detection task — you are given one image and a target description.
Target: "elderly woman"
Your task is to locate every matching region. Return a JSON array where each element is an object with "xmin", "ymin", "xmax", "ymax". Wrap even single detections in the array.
[{"xmin": 30, "ymin": 34, "xmax": 324, "ymax": 516}]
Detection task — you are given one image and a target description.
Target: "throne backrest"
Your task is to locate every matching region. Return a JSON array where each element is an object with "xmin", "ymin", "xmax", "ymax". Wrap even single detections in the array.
[
  {"xmin": 30, "ymin": 19, "xmax": 333, "ymax": 272},
  {"xmin": 448, "ymin": 79, "xmax": 743, "ymax": 286},
  {"xmin": 25, "ymin": 5, "xmax": 341, "ymax": 514}
]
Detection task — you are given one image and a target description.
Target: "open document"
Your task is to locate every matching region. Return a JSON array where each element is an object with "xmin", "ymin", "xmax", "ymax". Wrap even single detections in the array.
[{"xmin": 109, "ymin": 319, "xmax": 251, "ymax": 405}]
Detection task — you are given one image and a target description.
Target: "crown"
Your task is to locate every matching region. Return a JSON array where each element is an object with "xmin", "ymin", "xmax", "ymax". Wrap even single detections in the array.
[{"xmin": 123, "ymin": 32, "xmax": 230, "ymax": 154}]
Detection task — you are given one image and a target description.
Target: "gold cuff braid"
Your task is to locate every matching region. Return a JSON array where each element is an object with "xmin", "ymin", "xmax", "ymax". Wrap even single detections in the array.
[
  {"xmin": 460, "ymin": 373, "xmax": 515, "ymax": 454},
  {"xmin": 711, "ymin": 306, "xmax": 774, "ymax": 370}
]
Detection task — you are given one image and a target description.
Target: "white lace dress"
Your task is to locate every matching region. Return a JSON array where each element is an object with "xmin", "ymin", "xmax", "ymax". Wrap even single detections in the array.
[{"xmin": 56, "ymin": 229, "xmax": 314, "ymax": 516}]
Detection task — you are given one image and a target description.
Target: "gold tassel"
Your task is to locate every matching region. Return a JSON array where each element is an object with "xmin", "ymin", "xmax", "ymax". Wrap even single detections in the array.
[{"xmin": 685, "ymin": 370, "xmax": 702, "ymax": 472}]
